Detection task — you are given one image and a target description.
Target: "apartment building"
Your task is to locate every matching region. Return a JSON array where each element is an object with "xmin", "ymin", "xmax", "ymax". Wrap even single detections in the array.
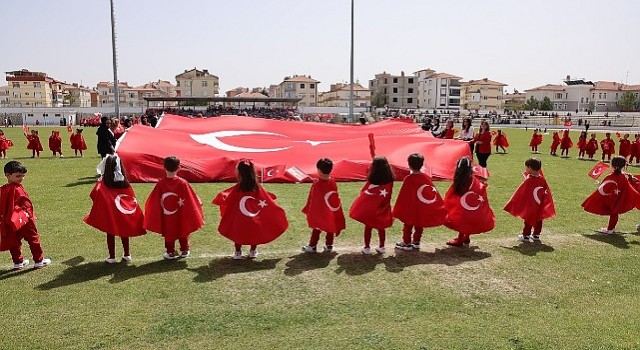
[
  {"xmin": 415, "ymin": 69, "xmax": 462, "ymax": 111},
  {"xmin": 175, "ymin": 68, "xmax": 219, "ymax": 97},
  {"xmin": 279, "ymin": 75, "xmax": 320, "ymax": 107},
  {"xmin": 5, "ymin": 69, "xmax": 65, "ymax": 107},
  {"xmin": 0, "ymin": 86, "xmax": 8, "ymax": 107},
  {"xmin": 96, "ymin": 81, "xmax": 137, "ymax": 107},
  {"xmin": 461, "ymin": 78, "xmax": 507, "ymax": 111},
  {"xmin": 136, "ymin": 80, "xmax": 177, "ymax": 107},
  {"xmin": 503, "ymin": 92, "xmax": 527, "ymax": 110},
  {"xmin": 318, "ymin": 82, "xmax": 371, "ymax": 108},
  {"xmin": 369, "ymin": 71, "xmax": 418, "ymax": 109},
  {"xmin": 63, "ymin": 83, "xmax": 92, "ymax": 107}
]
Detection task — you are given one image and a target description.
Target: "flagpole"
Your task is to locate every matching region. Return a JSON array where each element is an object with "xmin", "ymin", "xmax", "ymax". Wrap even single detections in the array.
[
  {"xmin": 110, "ymin": 0, "xmax": 120, "ymax": 119},
  {"xmin": 348, "ymin": 0, "xmax": 354, "ymax": 123}
]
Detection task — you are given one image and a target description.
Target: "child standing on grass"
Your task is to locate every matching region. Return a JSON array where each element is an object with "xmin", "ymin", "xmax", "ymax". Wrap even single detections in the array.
[
  {"xmin": 492, "ymin": 129, "xmax": 509, "ymax": 154},
  {"xmin": 586, "ymin": 133, "xmax": 599, "ymax": 161},
  {"xmin": 530, "ymin": 129, "xmax": 542, "ymax": 154},
  {"xmin": 576, "ymin": 131, "xmax": 588, "ymax": 159},
  {"xmin": 349, "ymin": 156, "xmax": 394, "ymax": 255},
  {"xmin": 629, "ymin": 134, "xmax": 640, "ymax": 165},
  {"xmin": 25, "ymin": 130, "xmax": 43, "ymax": 158},
  {"xmin": 0, "ymin": 130, "xmax": 12, "ymax": 159},
  {"xmin": 582, "ymin": 156, "xmax": 640, "ymax": 234},
  {"xmin": 560, "ymin": 129, "xmax": 573, "ymax": 158},
  {"xmin": 213, "ymin": 159, "xmax": 288, "ymax": 259},
  {"xmin": 84, "ymin": 154, "xmax": 146, "ymax": 263},
  {"xmin": 48, "ymin": 130, "xmax": 63, "ymax": 158},
  {"xmin": 70, "ymin": 128, "xmax": 87, "ymax": 157},
  {"xmin": 144, "ymin": 156, "xmax": 204, "ymax": 260},
  {"xmin": 393, "ymin": 153, "xmax": 447, "ymax": 251},
  {"xmin": 443, "ymin": 157, "xmax": 495, "ymax": 247},
  {"xmin": 618, "ymin": 133, "xmax": 631, "ymax": 161},
  {"xmin": 549, "ymin": 131, "xmax": 560, "ymax": 156},
  {"xmin": 301, "ymin": 158, "xmax": 345, "ymax": 253},
  {"xmin": 600, "ymin": 133, "xmax": 615, "ymax": 162},
  {"xmin": 504, "ymin": 158, "xmax": 556, "ymax": 242},
  {"xmin": 0, "ymin": 161, "xmax": 51, "ymax": 270}
]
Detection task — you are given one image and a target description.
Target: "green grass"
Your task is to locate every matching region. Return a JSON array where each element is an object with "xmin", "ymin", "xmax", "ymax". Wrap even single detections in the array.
[{"xmin": 1, "ymin": 126, "xmax": 640, "ymax": 350}]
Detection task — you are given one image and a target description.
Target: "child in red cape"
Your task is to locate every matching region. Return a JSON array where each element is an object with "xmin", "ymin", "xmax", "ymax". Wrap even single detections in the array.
[
  {"xmin": 492, "ymin": 129, "xmax": 509, "ymax": 154},
  {"xmin": 530, "ymin": 130, "xmax": 542, "ymax": 154},
  {"xmin": 618, "ymin": 133, "xmax": 631, "ymax": 160},
  {"xmin": 48, "ymin": 130, "xmax": 63, "ymax": 158},
  {"xmin": 586, "ymin": 133, "xmax": 599, "ymax": 161},
  {"xmin": 25, "ymin": 130, "xmax": 43, "ymax": 158},
  {"xmin": 301, "ymin": 158, "xmax": 345, "ymax": 253},
  {"xmin": 0, "ymin": 161, "xmax": 51, "ymax": 270},
  {"xmin": 600, "ymin": 133, "xmax": 615, "ymax": 162},
  {"xmin": 84, "ymin": 154, "xmax": 146, "ymax": 263},
  {"xmin": 213, "ymin": 159, "xmax": 289, "ymax": 259},
  {"xmin": 144, "ymin": 156, "xmax": 204, "ymax": 260},
  {"xmin": 503, "ymin": 158, "xmax": 556, "ymax": 242},
  {"xmin": 444, "ymin": 157, "xmax": 496, "ymax": 247},
  {"xmin": 349, "ymin": 156, "xmax": 394, "ymax": 255},
  {"xmin": 70, "ymin": 128, "xmax": 87, "ymax": 157},
  {"xmin": 560, "ymin": 129, "xmax": 573, "ymax": 158},
  {"xmin": 549, "ymin": 131, "xmax": 561, "ymax": 156},
  {"xmin": 392, "ymin": 153, "xmax": 447, "ymax": 251},
  {"xmin": 0, "ymin": 130, "xmax": 12, "ymax": 159},
  {"xmin": 576, "ymin": 131, "xmax": 587, "ymax": 159},
  {"xmin": 629, "ymin": 134, "xmax": 640, "ymax": 165},
  {"xmin": 582, "ymin": 156, "xmax": 640, "ymax": 234}
]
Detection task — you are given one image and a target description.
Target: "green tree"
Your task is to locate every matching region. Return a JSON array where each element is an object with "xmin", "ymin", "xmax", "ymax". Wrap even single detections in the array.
[
  {"xmin": 617, "ymin": 91, "xmax": 638, "ymax": 112},
  {"xmin": 523, "ymin": 96, "xmax": 539, "ymax": 110},
  {"xmin": 371, "ymin": 90, "xmax": 387, "ymax": 108},
  {"xmin": 540, "ymin": 96, "xmax": 553, "ymax": 111},
  {"xmin": 588, "ymin": 101, "xmax": 595, "ymax": 112}
]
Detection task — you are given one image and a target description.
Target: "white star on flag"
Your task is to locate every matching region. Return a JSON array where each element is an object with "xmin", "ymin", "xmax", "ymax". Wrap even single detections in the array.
[
  {"xmin": 380, "ymin": 189, "xmax": 388, "ymax": 197},
  {"xmin": 178, "ymin": 198, "xmax": 185, "ymax": 206},
  {"xmin": 258, "ymin": 200, "xmax": 268, "ymax": 208}
]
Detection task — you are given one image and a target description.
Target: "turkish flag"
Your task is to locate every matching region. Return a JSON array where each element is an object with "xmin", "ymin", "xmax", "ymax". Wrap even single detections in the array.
[
  {"xmin": 368, "ymin": 133, "xmax": 376, "ymax": 158},
  {"xmin": 393, "ymin": 172, "xmax": 447, "ymax": 228},
  {"xmin": 349, "ymin": 182, "xmax": 394, "ymax": 229},
  {"xmin": 116, "ymin": 115, "xmax": 471, "ymax": 183},
  {"xmin": 302, "ymin": 178, "xmax": 346, "ymax": 234},
  {"xmin": 22, "ymin": 125, "xmax": 29, "ymax": 133},
  {"xmin": 9, "ymin": 208, "xmax": 29, "ymax": 232},
  {"xmin": 84, "ymin": 180, "xmax": 146, "ymax": 237},
  {"xmin": 143, "ymin": 177, "xmax": 204, "ymax": 240},
  {"xmin": 503, "ymin": 174, "xmax": 556, "ymax": 226},
  {"xmin": 443, "ymin": 177, "xmax": 495, "ymax": 235},
  {"xmin": 259, "ymin": 165, "xmax": 287, "ymax": 183},
  {"xmin": 67, "ymin": 125, "xmax": 73, "ymax": 133},
  {"xmin": 471, "ymin": 161, "xmax": 490, "ymax": 180},
  {"xmin": 582, "ymin": 173, "xmax": 640, "ymax": 215},
  {"xmin": 564, "ymin": 120, "xmax": 572, "ymax": 127},
  {"xmin": 588, "ymin": 162, "xmax": 610, "ymax": 180},
  {"xmin": 213, "ymin": 184, "xmax": 289, "ymax": 245}
]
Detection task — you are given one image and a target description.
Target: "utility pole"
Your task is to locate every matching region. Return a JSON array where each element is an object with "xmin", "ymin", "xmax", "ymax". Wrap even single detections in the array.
[{"xmin": 110, "ymin": 0, "xmax": 120, "ymax": 118}]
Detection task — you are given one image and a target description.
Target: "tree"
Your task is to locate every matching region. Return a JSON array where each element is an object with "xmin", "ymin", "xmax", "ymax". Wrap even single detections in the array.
[
  {"xmin": 523, "ymin": 96, "xmax": 539, "ymax": 110},
  {"xmin": 540, "ymin": 96, "xmax": 553, "ymax": 111},
  {"xmin": 617, "ymin": 91, "xmax": 638, "ymax": 112},
  {"xmin": 371, "ymin": 91, "xmax": 387, "ymax": 108},
  {"xmin": 588, "ymin": 101, "xmax": 595, "ymax": 113}
]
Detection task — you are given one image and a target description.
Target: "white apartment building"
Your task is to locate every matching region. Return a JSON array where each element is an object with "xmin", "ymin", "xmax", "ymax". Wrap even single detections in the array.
[{"xmin": 415, "ymin": 69, "xmax": 462, "ymax": 111}]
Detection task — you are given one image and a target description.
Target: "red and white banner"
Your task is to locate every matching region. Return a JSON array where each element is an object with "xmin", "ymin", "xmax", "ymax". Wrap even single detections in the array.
[
  {"xmin": 116, "ymin": 115, "xmax": 471, "ymax": 183},
  {"xmin": 588, "ymin": 161, "xmax": 610, "ymax": 180}
]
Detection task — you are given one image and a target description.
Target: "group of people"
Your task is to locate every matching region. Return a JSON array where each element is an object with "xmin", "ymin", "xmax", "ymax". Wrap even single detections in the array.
[{"xmin": 534, "ymin": 129, "xmax": 640, "ymax": 163}]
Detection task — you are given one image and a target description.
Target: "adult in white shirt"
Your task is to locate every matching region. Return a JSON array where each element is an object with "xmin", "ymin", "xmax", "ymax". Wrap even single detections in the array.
[{"xmin": 457, "ymin": 118, "xmax": 475, "ymax": 153}]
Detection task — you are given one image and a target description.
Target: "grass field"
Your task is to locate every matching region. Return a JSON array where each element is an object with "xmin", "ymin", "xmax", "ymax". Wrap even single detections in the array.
[{"xmin": 1, "ymin": 125, "xmax": 640, "ymax": 350}]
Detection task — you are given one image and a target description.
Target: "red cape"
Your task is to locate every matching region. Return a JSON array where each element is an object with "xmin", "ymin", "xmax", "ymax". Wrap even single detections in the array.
[
  {"xmin": 302, "ymin": 178, "xmax": 346, "ymax": 234},
  {"xmin": 582, "ymin": 173, "xmax": 640, "ymax": 215},
  {"xmin": 349, "ymin": 182, "xmax": 393, "ymax": 229},
  {"xmin": 392, "ymin": 173, "xmax": 447, "ymax": 227},
  {"xmin": 503, "ymin": 174, "xmax": 556, "ymax": 226},
  {"xmin": 550, "ymin": 133, "xmax": 560, "ymax": 150},
  {"xmin": 444, "ymin": 177, "xmax": 495, "ymax": 235},
  {"xmin": 576, "ymin": 137, "xmax": 587, "ymax": 150},
  {"xmin": 84, "ymin": 180, "xmax": 146, "ymax": 237},
  {"xmin": 213, "ymin": 184, "xmax": 289, "ymax": 245},
  {"xmin": 70, "ymin": 134, "xmax": 88, "ymax": 150},
  {"xmin": 560, "ymin": 131, "xmax": 573, "ymax": 149},
  {"xmin": 586, "ymin": 138, "xmax": 599, "ymax": 154},
  {"xmin": 143, "ymin": 177, "xmax": 204, "ymax": 240},
  {"xmin": 0, "ymin": 183, "xmax": 34, "ymax": 251},
  {"xmin": 529, "ymin": 133, "xmax": 543, "ymax": 147},
  {"xmin": 49, "ymin": 134, "xmax": 62, "ymax": 152},
  {"xmin": 600, "ymin": 138, "xmax": 615, "ymax": 154},
  {"xmin": 26, "ymin": 135, "xmax": 43, "ymax": 151},
  {"xmin": 492, "ymin": 134, "xmax": 509, "ymax": 147},
  {"xmin": 619, "ymin": 139, "xmax": 631, "ymax": 157}
]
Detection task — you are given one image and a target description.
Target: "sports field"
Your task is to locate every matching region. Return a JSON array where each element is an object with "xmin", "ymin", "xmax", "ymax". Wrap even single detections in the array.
[{"xmin": 1, "ymin": 125, "xmax": 639, "ymax": 350}]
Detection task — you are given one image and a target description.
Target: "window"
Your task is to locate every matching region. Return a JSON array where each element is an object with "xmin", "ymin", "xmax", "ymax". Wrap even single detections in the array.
[
  {"xmin": 604, "ymin": 93, "xmax": 607, "ymax": 99},
  {"xmin": 176, "ymin": 81, "xmax": 180, "ymax": 87},
  {"xmin": 25, "ymin": 92, "xmax": 29, "ymax": 96},
  {"xmin": 592, "ymin": 93, "xmax": 595, "ymax": 99},
  {"xmin": 440, "ymin": 90, "xmax": 446, "ymax": 97},
  {"xmin": 428, "ymin": 89, "xmax": 432, "ymax": 95},
  {"xmin": 598, "ymin": 93, "xmax": 602, "ymax": 99},
  {"xmin": 287, "ymin": 83, "xmax": 294, "ymax": 89},
  {"xmin": 440, "ymin": 98, "xmax": 446, "ymax": 106},
  {"xmin": 392, "ymin": 97, "xmax": 398, "ymax": 102},
  {"xmin": 33, "ymin": 82, "xmax": 41, "ymax": 88},
  {"xmin": 34, "ymin": 92, "xmax": 41, "ymax": 98},
  {"xmin": 13, "ymin": 93, "xmax": 20, "ymax": 98},
  {"xmin": 102, "ymin": 99, "xmax": 107, "ymax": 104},
  {"xmin": 129, "ymin": 93, "xmax": 135, "ymax": 98},
  {"xmin": 393, "ymin": 87, "xmax": 398, "ymax": 93},
  {"xmin": 564, "ymin": 103, "xmax": 567, "ymax": 109},
  {"xmin": 393, "ymin": 78, "xmax": 398, "ymax": 84},
  {"xmin": 408, "ymin": 78, "xmax": 414, "ymax": 84},
  {"xmin": 12, "ymin": 82, "xmax": 20, "ymax": 88},
  {"xmin": 300, "ymin": 83, "xmax": 305, "ymax": 89},
  {"xmin": 384, "ymin": 79, "xmax": 387, "ymax": 84},
  {"xmin": 310, "ymin": 84, "xmax": 315, "ymax": 89},
  {"xmin": 384, "ymin": 88, "xmax": 387, "ymax": 94},
  {"xmin": 102, "ymin": 91, "xmax": 107, "ymax": 96},
  {"xmin": 407, "ymin": 98, "xmax": 413, "ymax": 104},
  {"xmin": 581, "ymin": 97, "xmax": 584, "ymax": 103},
  {"xmin": 202, "ymin": 91, "xmax": 209, "ymax": 97},
  {"xmin": 555, "ymin": 93, "xmax": 562, "ymax": 99},
  {"xmin": 408, "ymin": 88, "xmax": 414, "ymax": 93}
]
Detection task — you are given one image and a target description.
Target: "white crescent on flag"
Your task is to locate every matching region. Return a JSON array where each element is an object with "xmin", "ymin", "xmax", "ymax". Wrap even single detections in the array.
[
  {"xmin": 416, "ymin": 184, "xmax": 437, "ymax": 204},
  {"xmin": 115, "ymin": 194, "xmax": 137, "ymax": 215},
  {"xmin": 460, "ymin": 191, "xmax": 482, "ymax": 211}
]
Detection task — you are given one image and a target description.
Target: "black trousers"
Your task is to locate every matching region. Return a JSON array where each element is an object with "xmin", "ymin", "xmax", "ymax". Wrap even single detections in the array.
[{"xmin": 476, "ymin": 152, "xmax": 490, "ymax": 168}]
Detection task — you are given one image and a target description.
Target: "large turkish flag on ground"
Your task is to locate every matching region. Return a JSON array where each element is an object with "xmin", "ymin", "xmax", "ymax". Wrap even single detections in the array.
[
  {"xmin": 143, "ymin": 177, "xmax": 204, "ymax": 240},
  {"xmin": 213, "ymin": 184, "xmax": 289, "ymax": 245},
  {"xmin": 443, "ymin": 177, "xmax": 495, "ymax": 235},
  {"xmin": 302, "ymin": 178, "xmax": 346, "ymax": 234},
  {"xmin": 349, "ymin": 182, "xmax": 394, "ymax": 229},
  {"xmin": 84, "ymin": 180, "xmax": 146, "ymax": 237},
  {"xmin": 116, "ymin": 115, "xmax": 471, "ymax": 183},
  {"xmin": 503, "ymin": 174, "xmax": 556, "ymax": 226},
  {"xmin": 581, "ymin": 173, "xmax": 640, "ymax": 215},
  {"xmin": 392, "ymin": 172, "xmax": 447, "ymax": 228}
]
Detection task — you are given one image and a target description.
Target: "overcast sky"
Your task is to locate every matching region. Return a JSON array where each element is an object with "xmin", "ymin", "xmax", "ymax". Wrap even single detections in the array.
[{"xmin": 2, "ymin": 0, "xmax": 639, "ymax": 93}]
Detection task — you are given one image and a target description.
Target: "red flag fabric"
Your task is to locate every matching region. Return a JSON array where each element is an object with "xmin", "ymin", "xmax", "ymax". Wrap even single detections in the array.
[
  {"xmin": 70, "ymin": 133, "xmax": 87, "ymax": 151},
  {"xmin": 260, "ymin": 164, "xmax": 287, "ymax": 183},
  {"xmin": 492, "ymin": 133, "xmax": 509, "ymax": 147},
  {"xmin": 212, "ymin": 184, "xmax": 289, "ymax": 245},
  {"xmin": 443, "ymin": 177, "xmax": 495, "ymax": 235},
  {"xmin": 550, "ymin": 132, "xmax": 561, "ymax": 152},
  {"xmin": 285, "ymin": 166, "xmax": 312, "ymax": 182},
  {"xmin": 564, "ymin": 120, "xmax": 573, "ymax": 127},
  {"xmin": 349, "ymin": 182, "xmax": 394, "ymax": 229},
  {"xmin": 143, "ymin": 177, "xmax": 204, "ymax": 240},
  {"xmin": 67, "ymin": 125, "xmax": 73, "ymax": 133},
  {"xmin": 22, "ymin": 125, "xmax": 29, "ymax": 133},
  {"xmin": 471, "ymin": 161, "xmax": 490, "ymax": 180},
  {"xmin": 588, "ymin": 161, "xmax": 610, "ymax": 180},
  {"xmin": 560, "ymin": 130, "xmax": 573, "ymax": 149},
  {"xmin": 116, "ymin": 115, "xmax": 471, "ymax": 183},
  {"xmin": 0, "ymin": 183, "xmax": 35, "ymax": 251},
  {"xmin": 392, "ymin": 172, "xmax": 447, "ymax": 228},
  {"xmin": 503, "ymin": 174, "xmax": 556, "ymax": 226},
  {"xmin": 529, "ymin": 132, "xmax": 543, "ymax": 147},
  {"xmin": 619, "ymin": 138, "xmax": 631, "ymax": 158},
  {"xmin": 0, "ymin": 135, "xmax": 11, "ymax": 151},
  {"xmin": 582, "ymin": 173, "xmax": 640, "ymax": 215},
  {"xmin": 368, "ymin": 133, "xmax": 376, "ymax": 158},
  {"xmin": 586, "ymin": 137, "xmax": 599, "ymax": 156},
  {"xmin": 49, "ymin": 131, "xmax": 62, "ymax": 153},
  {"xmin": 600, "ymin": 137, "xmax": 615, "ymax": 155},
  {"xmin": 302, "ymin": 178, "xmax": 346, "ymax": 234},
  {"xmin": 84, "ymin": 181, "xmax": 146, "ymax": 237},
  {"xmin": 26, "ymin": 134, "xmax": 43, "ymax": 152}
]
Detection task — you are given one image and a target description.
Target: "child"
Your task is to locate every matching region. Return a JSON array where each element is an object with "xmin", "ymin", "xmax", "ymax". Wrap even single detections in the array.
[
  {"xmin": 70, "ymin": 128, "xmax": 87, "ymax": 157},
  {"xmin": 393, "ymin": 153, "xmax": 447, "ymax": 250},
  {"xmin": 503, "ymin": 158, "xmax": 556, "ymax": 242},
  {"xmin": 213, "ymin": 159, "xmax": 288, "ymax": 259},
  {"xmin": 576, "ymin": 131, "xmax": 587, "ymax": 159},
  {"xmin": 560, "ymin": 129, "xmax": 573, "ymax": 158},
  {"xmin": 144, "ymin": 156, "xmax": 204, "ymax": 259},
  {"xmin": 586, "ymin": 134, "xmax": 599, "ymax": 161},
  {"xmin": 629, "ymin": 134, "xmax": 640, "ymax": 165},
  {"xmin": 0, "ymin": 130, "xmax": 12, "ymax": 159},
  {"xmin": 529, "ymin": 129, "xmax": 542, "ymax": 154},
  {"xmin": 84, "ymin": 154, "xmax": 146, "ymax": 263},
  {"xmin": 582, "ymin": 156, "xmax": 640, "ymax": 234},
  {"xmin": 25, "ymin": 130, "xmax": 43, "ymax": 158},
  {"xmin": 0, "ymin": 161, "xmax": 51, "ymax": 269},
  {"xmin": 600, "ymin": 133, "xmax": 615, "ymax": 162},
  {"xmin": 443, "ymin": 157, "xmax": 495, "ymax": 246},
  {"xmin": 301, "ymin": 158, "xmax": 345, "ymax": 253},
  {"xmin": 48, "ymin": 130, "xmax": 63, "ymax": 158},
  {"xmin": 618, "ymin": 133, "xmax": 631, "ymax": 161},
  {"xmin": 492, "ymin": 129, "xmax": 509, "ymax": 154},
  {"xmin": 349, "ymin": 156, "xmax": 394, "ymax": 255},
  {"xmin": 549, "ymin": 131, "xmax": 560, "ymax": 156}
]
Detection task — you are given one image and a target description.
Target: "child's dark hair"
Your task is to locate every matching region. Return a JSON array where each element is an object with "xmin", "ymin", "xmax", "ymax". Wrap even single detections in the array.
[
  {"xmin": 76, "ymin": 128, "xmax": 84, "ymax": 134},
  {"xmin": 103, "ymin": 155, "xmax": 129, "ymax": 189},
  {"xmin": 453, "ymin": 157, "xmax": 473, "ymax": 196},
  {"xmin": 407, "ymin": 153, "xmax": 424, "ymax": 171},
  {"xmin": 525, "ymin": 158, "xmax": 542, "ymax": 171},
  {"xmin": 611, "ymin": 156, "xmax": 626, "ymax": 174},
  {"xmin": 237, "ymin": 159, "xmax": 258, "ymax": 192},
  {"xmin": 4, "ymin": 161, "xmax": 26, "ymax": 174},
  {"xmin": 368, "ymin": 156, "xmax": 394, "ymax": 185},
  {"xmin": 316, "ymin": 158, "xmax": 333, "ymax": 175},
  {"xmin": 164, "ymin": 156, "xmax": 180, "ymax": 172},
  {"xmin": 605, "ymin": 132, "xmax": 611, "ymax": 137}
]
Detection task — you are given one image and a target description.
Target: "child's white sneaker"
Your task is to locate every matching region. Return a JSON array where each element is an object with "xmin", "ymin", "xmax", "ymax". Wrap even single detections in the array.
[
  {"xmin": 531, "ymin": 235, "xmax": 541, "ymax": 242},
  {"xmin": 301, "ymin": 245, "xmax": 317, "ymax": 253},
  {"xmin": 122, "ymin": 255, "xmax": 132, "ymax": 262},
  {"xmin": 163, "ymin": 252, "xmax": 177, "ymax": 260},
  {"xmin": 375, "ymin": 246, "xmax": 386, "ymax": 254},
  {"xmin": 517, "ymin": 234, "xmax": 531, "ymax": 242},
  {"xmin": 13, "ymin": 259, "xmax": 29, "ymax": 270},
  {"xmin": 323, "ymin": 245, "xmax": 334, "ymax": 252},
  {"xmin": 33, "ymin": 258, "xmax": 51, "ymax": 269},
  {"xmin": 232, "ymin": 251, "xmax": 243, "ymax": 260},
  {"xmin": 598, "ymin": 227, "xmax": 615, "ymax": 235},
  {"xmin": 394, "ymin": 242, "xmax": 413, "ymax": 251},
  {"xmin": 361, "ymin": 247, "xmax": 372, "ymax": 255},
  {"xmin": 180, "ymin": 250, "xmax": 190, "ymax": 258},
  {"xmin": 248, "ymin": 250, "xmax": 258, "ymax": 259},
  {"xmin": 105, "ymin": 257, "xmax": 117, "ymax": 264}
]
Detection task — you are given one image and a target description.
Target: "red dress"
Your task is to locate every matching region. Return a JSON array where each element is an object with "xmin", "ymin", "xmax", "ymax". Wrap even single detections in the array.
[
  {"xmin": 530, "ymin": 132, "xmax": 543, "ymax": 147},
  {"xmin": 302, "ymin": 178, "xmax": 345, "ymax": 234},
  {"xmin": 504, "ymin": 174, "xmax": 556, "ymax": 226},
  {"xmin": 560, "ymin": 130, "xmax": 573, "ymax": 150},
  {"xmin": 600, "ymin": 138, "xmax": 615, "ymax": 156},
  {"xmin": 70, "ymin": 133, "xmax": 87, "ymax": 151},
  {"xmin": 550, "ymin": 132, "xmax": 561, "ymax": 152},
  {"xmin": 630, "ymin": 140, "xmax": 640, "ymax": 161},
  {"xmin": 392, "ymin": 172, "xmax": 447, "ymax": 228},
  {"xmin": 619, "ymin": 138, "xmax": 631, "ymax": 158},
  {"xmin": 83, "ymin": 180, "xmax": 146, "ymax": 237},
  {"xmin": 26, "ymin": 135, "xmax": 43, "ymax": 152},
  {"xmin": 48, "ymin": 132, "xmax": 62, "ymax": 153},
  {"xmin": 443, "ymin": 177, "xmax": 495, "ymax": 235},
  {"xmin": 492, "ymin": 133, "xmax": 509, "ymax": 148},
  {"xmin": 576, "ymin": 136, "xmax": 587, "ymax": 152},
  {"xmin": 349, "ymin": 181, "xmax": 393, "ymax": 229},
  {"xmin": 582, "ymin": 173, "xmax": 640, "ymax": 215},
  {"xmin": 0, "ymin": 135, "xmax": 12, "ymax": 151},
  {"xmin": 586, "ymin": 138, "xmax": 599, "ymax": 157}
]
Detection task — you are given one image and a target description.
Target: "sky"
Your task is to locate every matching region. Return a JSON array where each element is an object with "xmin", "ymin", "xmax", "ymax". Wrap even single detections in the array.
[{"xmin": 2, "ymin": 0, "xmax": 639, "ymax": 94}]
